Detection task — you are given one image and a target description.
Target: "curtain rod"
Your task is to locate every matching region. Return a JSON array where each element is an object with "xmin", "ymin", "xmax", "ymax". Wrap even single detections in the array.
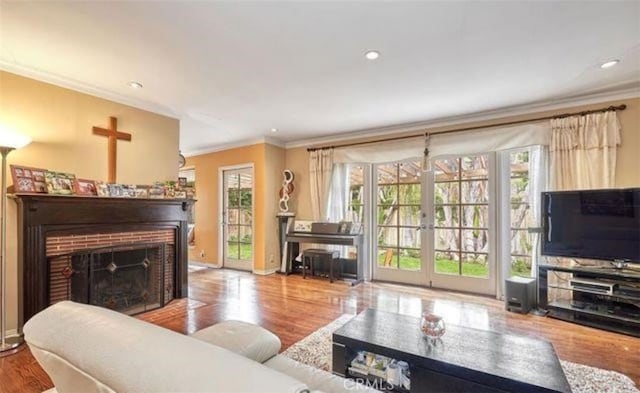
[{"xmin": 306, "ymin": 104, "xmax": 627, "ymax": 152}]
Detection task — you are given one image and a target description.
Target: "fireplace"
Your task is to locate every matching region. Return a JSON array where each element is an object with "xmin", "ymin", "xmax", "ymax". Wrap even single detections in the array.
[
  {"xmin": 13, "ymin": 194, "xmax": 192, "ymax": 324},
  {"xmin": 49, "ymin": 242, "xmax": 171, "ymax": 315}
]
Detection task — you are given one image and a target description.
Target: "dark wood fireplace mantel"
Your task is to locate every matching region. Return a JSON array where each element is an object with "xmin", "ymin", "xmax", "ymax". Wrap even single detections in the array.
[{"xmin": 12, "ymin": 194, "xmax": 194, "ymax": 325}]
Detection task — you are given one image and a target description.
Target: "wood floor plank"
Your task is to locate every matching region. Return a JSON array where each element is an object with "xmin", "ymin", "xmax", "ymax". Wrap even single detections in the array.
[{"xmin": 0, "ymin": 268, "xmax": 638, "ymax": 393}]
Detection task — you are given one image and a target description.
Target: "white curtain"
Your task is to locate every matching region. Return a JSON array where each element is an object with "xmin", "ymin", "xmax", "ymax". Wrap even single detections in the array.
[
  {"xmin": 334, "ymin": 121, "xmax": 550, "ymax": 163},
  {"xmin": 327, "ymin": 163, "xmax": 348, "ymax": 223},
  {"xmin": 550, "ymin": 111, "xmax": 621, "ymax": 190},
  {"xmin": 309, "ymin": 149, "xmax": 334, "ymax": 220},
  {"xmin": 327, "ymin": 163, "xmax": 349, "ymax": 256}
]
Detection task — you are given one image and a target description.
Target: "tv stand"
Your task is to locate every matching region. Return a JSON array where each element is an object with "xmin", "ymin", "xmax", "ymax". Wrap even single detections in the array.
[{"xmin": 538, "ymin": 264, "xmax": 640, "ymax": 337}]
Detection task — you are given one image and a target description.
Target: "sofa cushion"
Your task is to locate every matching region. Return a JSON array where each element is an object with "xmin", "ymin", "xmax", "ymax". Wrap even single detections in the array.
[
  {"xmin": 24, "ymin": 301, "xmax": 310, "ymax": 393},
  {"xmin": 191, "ymin": 320, "xmax": 281, "ymax": 363}
]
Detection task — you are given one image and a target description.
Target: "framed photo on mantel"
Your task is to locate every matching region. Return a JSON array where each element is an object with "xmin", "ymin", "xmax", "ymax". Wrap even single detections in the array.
[
  {"xmin": 45, "ymin": 171, "xmax": 76, "ymax": 195},
  {"xmin": 10, "ymin": 165, "xmax": 48, "ymax": 193},
  {"xmin": 74, "ymin": 179, "xmax": 98, "ymax": 196}
]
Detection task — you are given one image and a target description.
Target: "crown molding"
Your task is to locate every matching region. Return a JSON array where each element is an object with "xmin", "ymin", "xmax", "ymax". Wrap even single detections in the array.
[
  {"xmin": 0, "ymin": 60, "xmax": 179, "ymax": 119},
  {"xmin": 285, "ymin": 83, "xmax": 640, "ymax": 149},
  {"xmin": 183, "ymin": 136, "xmax": 285, "ymax": 157}
]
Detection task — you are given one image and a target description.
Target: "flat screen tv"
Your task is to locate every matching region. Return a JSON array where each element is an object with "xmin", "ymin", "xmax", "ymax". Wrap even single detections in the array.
[{"xmin": 542, "ymin": 188, "xmax": 640, "ymax": 262}]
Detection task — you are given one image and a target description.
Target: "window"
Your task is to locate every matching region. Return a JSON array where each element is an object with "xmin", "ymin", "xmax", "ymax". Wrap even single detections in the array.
[
  {"xmin": 376, "ymin": 160, "xmax": 422, "ymax": 271},
  {"xmin": 509, "ymin": 150, "xmax": 534, "ymax": 277},
  {"xmin": 225, "ymin": 171, "xmax": 253, "ymax": 261},
  {"xmin": 433, "ymin": 155, "xmax": 490, "ymax": 278},
  {"xmin": 347, "ymin": 165, "xmax": 365, "ymax": 223}
]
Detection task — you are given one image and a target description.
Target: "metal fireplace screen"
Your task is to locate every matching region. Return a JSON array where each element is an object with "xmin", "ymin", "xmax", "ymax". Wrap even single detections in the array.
[{"xmin": 48, "ymin": 243, "xmax": 167, "ymax": 315}]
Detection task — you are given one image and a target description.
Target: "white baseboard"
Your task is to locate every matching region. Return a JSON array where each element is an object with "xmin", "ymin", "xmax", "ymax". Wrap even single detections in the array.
[
  {"xmin": 189, "ymin": 261, "xmax": 221, "ymax": 269},
  {"xmin": 253, "ymin": 267, "xmax": 279, "ymax": 276}
]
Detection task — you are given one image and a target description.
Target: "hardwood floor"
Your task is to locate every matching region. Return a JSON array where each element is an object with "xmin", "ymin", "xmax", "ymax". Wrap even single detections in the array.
[{"xmin": 1, "ymin": 267, "xmax": 638, "ymax": 392}]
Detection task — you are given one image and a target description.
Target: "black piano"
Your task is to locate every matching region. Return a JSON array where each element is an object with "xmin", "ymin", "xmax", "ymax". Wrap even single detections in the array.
[{"xmin": 283, "ymin": 222, "xmax": 364, "ymax": 285}]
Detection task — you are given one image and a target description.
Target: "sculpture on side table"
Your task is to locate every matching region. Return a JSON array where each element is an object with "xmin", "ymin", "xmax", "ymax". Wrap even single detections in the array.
[{"xmin": 277, "ymin": 170, "xmax": 295, "ymax": 273}]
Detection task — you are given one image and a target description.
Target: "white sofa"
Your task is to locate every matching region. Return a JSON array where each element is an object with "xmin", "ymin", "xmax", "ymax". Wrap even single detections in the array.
[{"xmin": 24, "ymin": 301, "xmax": 378, "ymax": 393}]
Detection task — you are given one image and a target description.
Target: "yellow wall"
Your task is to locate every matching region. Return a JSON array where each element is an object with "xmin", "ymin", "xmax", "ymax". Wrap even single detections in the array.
[
  {"xmin": 263, "ymin": 143, "xmax": 287, "ymax": 272},
  {"xmin": 0, "ymin": 71, "xmax": 180, "ymax": 331},
  {"xmin": 286, "ymin": 97, "xmax": 640, "ymax": 222},
  {"xmin": 185, "ymin": 143, "xmax": 285, "ymax": 273}
]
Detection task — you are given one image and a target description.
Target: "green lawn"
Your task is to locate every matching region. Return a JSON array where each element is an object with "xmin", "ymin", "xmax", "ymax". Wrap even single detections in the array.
[
  {"xmin": 227, "ymin": 242, "xmax": 252, "ymax": 260},
  {"xmin": 377, "ymin": 253, "xmax": 531, "ymax": 277},
  {"xmin": 227, "ymin": 243, "xmax": 531, "ymax": 278}
]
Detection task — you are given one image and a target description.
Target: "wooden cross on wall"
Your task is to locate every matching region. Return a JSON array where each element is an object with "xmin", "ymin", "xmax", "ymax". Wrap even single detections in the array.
[{"xmin": 92, "ymin": 116, "xmax": 132, "ymax": 183}]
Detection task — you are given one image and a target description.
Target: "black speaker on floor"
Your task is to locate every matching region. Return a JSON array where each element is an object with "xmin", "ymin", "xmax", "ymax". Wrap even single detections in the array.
[{"xmin": 505, "ymin": 276, "xmax": 536, "ymax": 314}]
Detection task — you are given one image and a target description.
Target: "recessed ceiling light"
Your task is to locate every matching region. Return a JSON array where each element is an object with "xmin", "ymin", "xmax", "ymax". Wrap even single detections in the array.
[
  {"xmin": 128, "ymin": 81, "xmax": 143, "ymax": 89},
  {"xmin": 365, "ymin": 50, "xmax": 380, "ymax": 60},
  {"xmin": 270, "ymin": 128, "xmax": 278, "ymax": 133},
  {"xmin": 600, "ymin": 60, "xmax": 619, "ymax": 69}
]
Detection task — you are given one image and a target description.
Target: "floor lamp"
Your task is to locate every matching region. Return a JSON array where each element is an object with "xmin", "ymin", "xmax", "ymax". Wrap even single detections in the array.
[{"xmin": 0, "ymin": 131, "xmax": 31, "ymax": 354}]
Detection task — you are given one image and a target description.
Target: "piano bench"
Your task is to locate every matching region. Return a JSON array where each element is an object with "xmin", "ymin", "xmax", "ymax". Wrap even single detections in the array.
[{"xmin": 302, "ymin": 249, "xmax": 340, "ymax": 282}]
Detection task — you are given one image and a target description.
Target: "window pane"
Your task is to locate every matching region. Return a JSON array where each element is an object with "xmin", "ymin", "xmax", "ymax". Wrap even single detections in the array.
[
  {"xmin": 398, "ymin": 161, "xmax": 421, "ymax": 184},
  {"xmin": 349, "ymin": 165, "xmax": 364, "ymax": 186},
  {"xmin": 377, "ymin": 227, "xmax": 397, "ymax": 248},
  {"xmin": 240, "ymin": 189, "xmax": 252, "ymax": 206},
  {"xmin": 461, "ymin": 181, "xmax": 489, "ymax": 203},
  {"xmin": 378, "ymin": 206, "xmax": 397, "ymax": 226},
  {"xmin": 434, "ymin": 158, "xmax": 459, "ymax": 181},
  {"xmin": 510, "ymin": 256, "xmax": 532, "ymax": 278},
  {"xmin": 228, "ymin": 189, "xmax": 240, "ymax": 207},
  {"xmin": 461, "ymin": 253, "xmax": 488, "ymax": 277},
  {"xmin": 399, "ymin": 184, "xmax": 421, "ymax": 204},
  {"xmin": 348, "ymin": 204, "xmax": 364, "ymax": 223},
  {"xmin": 377, "ymin": 164, "xmax": 398, "ymax": 184},
  {"xmin": 435, "ymin": 205, "xmax": 459, "ymax": 228},
  {"xmin": 226, "ymin": 242, "xmax": 240, "ymax": 259},
  {"xmin": 377, "ymin": 248, "xmax": 398, "ymax": 269},
  {"xmin": 435, "ymin": 228, "xmax": 459, "ymax": 251},
  {"xmin": 435, "ymin": 182, "xmax": 459, "ymax": 204},
  {"xmin": 377, "ymin": 185, "xmax": 398, "ymax": 205},
  {"xmin": 510, "ymin": 204, "xmax": 531, "ymax": 228},
  {"xmin": 239, "ymin": 225, "xmax": 252, "ymax": 243},
  {"xmin": 399, "ymin": 227, "xmax": 420, "ymax": 249},
  {"xmin": 239, "ymin": 208, "xmax": 252, "ymax": 225},
  {"xmin": 239, "ymin": 242, "xmax": 252, "ymax": 260},
  {"xmin": 398, "ymin": 206, "xmax": 420, "ymax": 227},
  {"xmin": 227, "ymin": 208, "xmax": 239, "ymax": 225},
  {"xmin": 510, "ymin": 150, "xmax": 530, "ymax": 166},
  {"xmin": 461, "ymin": 229, "xmax": 488, "ymax": 253},
  {"xmin": 510, "ymin": 176, "xmax": 529, "ymax": 203},
  {"xmin": 227, "ymin": 225, "xmax": 239, "ymax": 241},
  {"xmin": 399, "ymin": 249, "xmax": 420, "ymax": 271},
  {"xmin": 435, "ymin": 251, "xmax": 459, "ymax": 275},
  {"xmin": 461, "ymin": 205, "xmax": 489, "ymax": 228},
  {"xmin": 461, "ymin": 155, "xmax": 488, "ymax": 179},
  {"xmin": 511, "ymin": 230, "xmax": 533, "ymax": 257}
]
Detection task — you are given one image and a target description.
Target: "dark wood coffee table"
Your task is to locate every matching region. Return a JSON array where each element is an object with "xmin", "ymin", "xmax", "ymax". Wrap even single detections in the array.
[{"xmin": 332, "ymin": 309, "xmax": 571, "ymax": 393}]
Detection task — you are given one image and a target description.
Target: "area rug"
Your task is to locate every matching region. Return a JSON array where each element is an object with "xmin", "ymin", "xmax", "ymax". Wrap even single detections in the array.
[{"xmin": 282, "ymin": 315, "xmax": 639, "ymax": 393}]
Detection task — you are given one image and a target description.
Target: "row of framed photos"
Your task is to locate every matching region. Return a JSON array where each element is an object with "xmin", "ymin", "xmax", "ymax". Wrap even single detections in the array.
[{"xmin": 9, "ymin": 165, "xmax": 195, "ymax": 199}]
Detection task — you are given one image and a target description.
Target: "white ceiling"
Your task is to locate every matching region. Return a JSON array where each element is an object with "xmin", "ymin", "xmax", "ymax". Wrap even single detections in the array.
[{"xmin": 1, "ymin": 1, "xmax": 639, "ymax": 155}]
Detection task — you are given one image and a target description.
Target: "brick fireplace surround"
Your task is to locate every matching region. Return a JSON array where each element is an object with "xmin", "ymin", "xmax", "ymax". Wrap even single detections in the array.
[
  {"xmin": 12, "ymin": 194, "xmax": 193, "ymax": 326},
  {"xmin": 47, "ymin": 230, "xmax": 176, "ymax": 312}
]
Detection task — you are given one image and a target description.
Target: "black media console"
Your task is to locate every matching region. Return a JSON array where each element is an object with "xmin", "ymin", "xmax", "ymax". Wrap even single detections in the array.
[{"xmin": 538, "ymin": 264, "xmax": 640, "ymax": 337}]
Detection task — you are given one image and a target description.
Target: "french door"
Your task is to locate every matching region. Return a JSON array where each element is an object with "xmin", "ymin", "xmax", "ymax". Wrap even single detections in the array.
[
  {"xmin": 371, "ymin": 155, "xmax": 497, "ymax": 295},
  {"xmin": 221, "ymin": 166, "xmax": 254, "ymax": 271},
  {"xmin": 372, "ymin": 159, "xmax": 429, "ymax": 285},
  {"xmin": 426, "ymin": 154, "xmax": 496, "ymax": 295}
]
